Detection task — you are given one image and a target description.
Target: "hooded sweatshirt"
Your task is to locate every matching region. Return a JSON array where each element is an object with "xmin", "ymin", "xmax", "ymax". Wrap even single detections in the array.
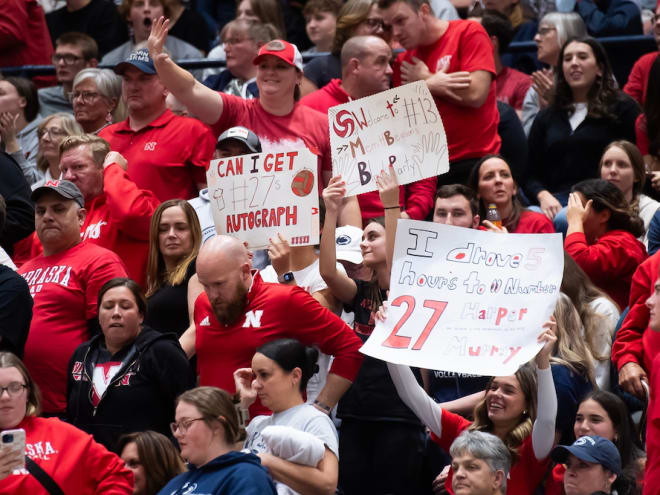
[{"xmin": 158, "ymin": 451, "xmax": 277, "ymax": 495}]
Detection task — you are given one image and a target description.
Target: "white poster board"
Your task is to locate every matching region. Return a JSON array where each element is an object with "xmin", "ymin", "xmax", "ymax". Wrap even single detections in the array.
[
  {"xmin": 329, "ymin": 80, "xmax": 449, "ymax": 197},
  {"xmin": 361, "ymin": 221, "xmax": 564, "ymax": 376},
  {"xmin": 206, "ymin": 148, "xmax": 320, "ymax": 249}
]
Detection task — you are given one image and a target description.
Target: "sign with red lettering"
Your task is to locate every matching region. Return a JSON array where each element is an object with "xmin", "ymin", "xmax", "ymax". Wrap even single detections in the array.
[
  {"xmin": 360, "ymin": 221, "xmax": 563, "ymax": 375},
  {"xmin": 329, "ymin": 81, "xmax": 449, "ymax": 197},
  {"xmin": 206, "ymin": 148, "xmax": 319, "ymax": 249}
]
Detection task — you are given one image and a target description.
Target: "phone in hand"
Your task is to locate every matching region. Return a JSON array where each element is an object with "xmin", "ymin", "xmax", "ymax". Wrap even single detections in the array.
[{"xmin": 1, "ymin": 429, "xmax": 25, "ymax": 471}]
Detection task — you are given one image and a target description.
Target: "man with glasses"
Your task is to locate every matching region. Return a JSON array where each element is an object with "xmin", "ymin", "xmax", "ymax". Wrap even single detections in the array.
[
  {"xmin": 623, "ymin": 2, "xmax": 660, "ymax": 105},
  {"xmin": 38, "ymin": 32, "xmax": 99, "ymax": 117}
]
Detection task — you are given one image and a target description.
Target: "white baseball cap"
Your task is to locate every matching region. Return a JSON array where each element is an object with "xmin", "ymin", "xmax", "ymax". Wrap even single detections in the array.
[{"xmin": 335, "ymin": 225, "xmax": 363, "ymax": 265}]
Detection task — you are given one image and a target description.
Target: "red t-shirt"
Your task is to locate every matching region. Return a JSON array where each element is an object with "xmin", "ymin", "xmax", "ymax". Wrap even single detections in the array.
[
  {"xmin": 624, "ymin": 51, "xmax": 658, "ymax": 106},
  {"xmin": 431, "ymin": 410, "xmax": 550, "ymax": 495},
  {"xmin": 210, "ymin": 94, "xmax": 332, "ymax": 187},
  {"xmin": 392, "ymin": 20, "xmax": 500, "ymax": 163},
  {"xmin": 194, "ymin": 271, "xmax": 363, "ymax": 418},
  {"xmin": 18, "ymin": 243, "xmax": 127, "ymax": 414},
  {"xmin": 99, "ymin": 109, "xmax": 215, "ymax": 201},
  {"xmin": 565, "ymin": 230, "xmax": 648, "ymax": 310},
  {"xmin": 495, "ymin": 66, "xmax": 532, "ymax": 111},
  {"xmin": 0, "ymin": 416, "xmax": 133, "ymax": 494}
]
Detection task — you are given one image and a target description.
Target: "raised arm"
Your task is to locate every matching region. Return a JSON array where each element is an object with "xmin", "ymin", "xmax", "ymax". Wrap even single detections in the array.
[
  {"xmin": 532, "ymin": 320, "xmax": 558, "ymax": 460},
  {"xmin": 376, "ymin": 165, "xmax": 401, "ymax": 273},
  {"xmin": 319, "ymin": 176, "xmax": 358, "ymax": 305},
  {"xmin": 148, "ymin": 17, "xmax": 223, "ymax": 125}
]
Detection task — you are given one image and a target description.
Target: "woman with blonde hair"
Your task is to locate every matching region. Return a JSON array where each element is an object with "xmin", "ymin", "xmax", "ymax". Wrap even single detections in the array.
[
  {"xmin": 145, "ymin": 199, "xmax": 202, "ymax": 338},
  {"xmin": 32, "ymin": 112, "xmax": 83, "ymax": 189}
]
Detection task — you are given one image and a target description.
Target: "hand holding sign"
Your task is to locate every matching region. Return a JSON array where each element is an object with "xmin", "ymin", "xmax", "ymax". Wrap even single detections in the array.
[
  {"xmin": 375, "ymin": 166, "xmax": 400, "ymax": 209},
  {"xmin": 322, "ymin": 176, "xmax": 347, "ymax": 215},
  {"xmin": 535, "ymin": 317, "xmax": 557, "ymax": 369}
]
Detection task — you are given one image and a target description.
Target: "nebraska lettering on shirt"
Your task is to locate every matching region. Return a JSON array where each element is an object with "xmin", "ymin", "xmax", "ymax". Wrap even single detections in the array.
[
  {"xmin": 226, "ymin": 206, "xmax": 297, "ymax": 233},
  {"xmin": 26, "ymin": 441, "xmax": 58, "ymax": 461},
  {"xmin": 21, "ymin": 264, "xmax": 72, "ymax": 293},
  {"xmin": 82, "ymin": 220, "xmax": 108, "ymax": 240}
]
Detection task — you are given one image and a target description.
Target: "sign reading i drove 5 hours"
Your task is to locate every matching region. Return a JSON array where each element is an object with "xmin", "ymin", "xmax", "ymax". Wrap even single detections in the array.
[
  {"xmin": 206, "ymin": 147, "xmax": 320, "ymax": 250},
  {"xmin": 361, "ymin": 221, "xmax": 564, "ymax": 376},
  {"xmin": 329, "ymin": 80, "xmax": 449, "ymax": 196}
]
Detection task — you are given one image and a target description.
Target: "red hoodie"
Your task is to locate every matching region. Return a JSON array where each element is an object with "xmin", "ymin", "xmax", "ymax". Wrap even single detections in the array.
[
  {"xmin": 0, "ymin": 416, "xmax": 133, "ymax": 494},
  {"xmin": 300, "ymin": 79, "xmax": 437, "ymax": 222},
  {"xmin": 565, "ymin": 230, "xmax": 647, "ymax": 310}
]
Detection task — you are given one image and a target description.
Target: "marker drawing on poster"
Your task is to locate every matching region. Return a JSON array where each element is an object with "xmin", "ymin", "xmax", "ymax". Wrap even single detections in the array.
[
  {"xmin": 206, "ymin": 148, "xmax": 320, "ymax": 250},
  {"xmin": 360, "ymin": 221, "xmax": 564, "ymax": 376},
  {"xmin": 329, "ymin": 80, "xmax": 449, "ymax": 197}
]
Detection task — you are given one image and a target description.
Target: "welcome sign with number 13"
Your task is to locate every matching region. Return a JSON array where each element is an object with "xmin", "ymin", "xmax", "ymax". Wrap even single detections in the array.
[{"xmin": 360, "ymin": 221, "xmax": 564, "ymax": 376}]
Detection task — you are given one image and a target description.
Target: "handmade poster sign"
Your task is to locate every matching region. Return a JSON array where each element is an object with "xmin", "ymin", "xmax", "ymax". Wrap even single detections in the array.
[
  {"xmin": 361, "ymin": 221, "xmax": 564, "ymax": 376},
  {"xmin": 206, "ymin": 148, "xmax": 320, "ymax": 249},
  {"xmin": 329, "ymin": 80, "xmax": 449, "ymax": 197}
]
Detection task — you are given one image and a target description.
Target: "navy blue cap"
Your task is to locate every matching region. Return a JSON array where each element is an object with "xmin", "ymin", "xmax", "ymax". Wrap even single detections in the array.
[
  {"xmin": 551, "ymin": 435, "xmax": 621, "ymax": 475},
  {"xmin": 114, "ymin": 48, "xmax": 156, "ymax": 75}
]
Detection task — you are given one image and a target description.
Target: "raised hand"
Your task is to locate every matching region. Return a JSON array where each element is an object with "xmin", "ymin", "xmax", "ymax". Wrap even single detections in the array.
[
  {"xmin": 147, "ymin": 16, "xmax": 171, "ymax": 64},
  {"xmin": 535, "ymin": 317, "xmax": 557, "ymax": 369},
  {"xmin": 322, "ymin": 175, "xmax": 346, "ymax": 214},
  {"xmin": 376, "ymin": 165, "xmax": 400, "ymax": 209},
  {"xmin": 268, "ymin": 233, "xmax": 292, "ymax": 278},
  {"xmin": 233, "ymin": 367, "xmax": 257, "ymax": 408}
]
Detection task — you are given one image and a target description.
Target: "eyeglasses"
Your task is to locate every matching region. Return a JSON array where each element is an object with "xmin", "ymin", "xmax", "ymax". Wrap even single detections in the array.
[
  {"xmin": 69, "ymin": 91, "xmax": 101, "ymax": 104},
  {"xmin": 223, "ymin": 38, "xmax": 250, "ymax": 47},
  {"xmin": 170, "ymin": 417, "xmax": 205, "ymax": 434},
  {"xmin": 0, "ymin": 382, "xmax": 27, "ymax": 397},
  {"xmin": 537, "ymin": 26, "xmax": 557, "ymax": 36},
  {"xmin": 51, "ymin": 53, "xmax": 84, "ymax": 65},
  {"xmin": 38, "ymin": 127, "xmax": 68, "ymax": 139},
  {"xmin": 364, "ymin": 17, "xmax": 392, "ymax": 32}
]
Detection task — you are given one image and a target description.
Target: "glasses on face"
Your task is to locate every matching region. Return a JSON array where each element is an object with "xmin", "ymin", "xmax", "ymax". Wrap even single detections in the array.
[
  {"xmin": 0, "ymin": 382, "xmax": 27, "ymax": 398},
  {"xmin": 223, "ymin": 38, "xmax": 250, "ymax": 47},
  {"xmin": 537, "ymin": 26, "xmax": 557, "ymax": 36},
  {"xmin": 69, "ymin": 91, "xmax": 100, "ymax": 104},
  {"xmin": 51, "ymin": 53, "xmax": 84, "ymax": 65},
  {"xmin": 364, "ymin": 17, "xmax": 392, "ymax": 32},
  {"xmin": 38, "ymin": 127, "xmax": 68, "ymax": 139},
  {"xmin": 170, "ymin": 417, "xmax": 205, "ymax": 434}
]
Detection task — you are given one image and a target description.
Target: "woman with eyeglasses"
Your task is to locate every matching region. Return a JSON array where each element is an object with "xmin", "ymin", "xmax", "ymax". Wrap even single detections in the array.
[
  {"xmin": 159, "ymin": 386, "xmax": 277, "ymax": 495},
  {"xmin": 31, "ymin": 113, "xmax": 84, "ymax": 190},
  {"xmin": 0, "ymin": 352, "xmax": 134, "ymax": 493},
  {"xmin": 71, "ymin": 68, "xmax": 125, "ymax": 134},
  {"xmin": 67, "ymin": 277, "xmax": 194, "ymax": 451}
]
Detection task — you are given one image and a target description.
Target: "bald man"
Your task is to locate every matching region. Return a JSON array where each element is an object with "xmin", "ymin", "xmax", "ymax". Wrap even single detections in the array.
[
  {"xmin": 300, "ymin": 36, "xmax": 437, "ymax": 223},
  {"xmin": 184, "ymin": 235, "xmax": 363, "ymax": 419}
]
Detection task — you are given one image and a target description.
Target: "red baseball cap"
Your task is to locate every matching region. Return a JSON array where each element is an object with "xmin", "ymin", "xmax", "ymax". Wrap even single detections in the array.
[{"xmin": 253, "ymin": 40, "xmax": 304, "ymax": 71}]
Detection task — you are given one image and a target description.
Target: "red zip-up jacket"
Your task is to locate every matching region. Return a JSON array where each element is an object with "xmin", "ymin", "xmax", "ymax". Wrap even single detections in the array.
[
  {"xmin": 611, "ymin": 251, "xmax": 660, "ymax": 372},
  {"xmin": 0, "ymin": 416, "xmax": 133, "ymax": 494},
  {"xmin": 565, "ymin": 230, "xmax": 647, "ymax": 310}
]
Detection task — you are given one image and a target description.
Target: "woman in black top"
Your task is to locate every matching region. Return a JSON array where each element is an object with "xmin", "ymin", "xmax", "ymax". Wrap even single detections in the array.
[
  {"xmin": 525, "ymin": 37, "xmax": 640, "ymax": 221},
  {"xmin": 144, "ymin": 199, "xmax": 202, "ymax": 337}
]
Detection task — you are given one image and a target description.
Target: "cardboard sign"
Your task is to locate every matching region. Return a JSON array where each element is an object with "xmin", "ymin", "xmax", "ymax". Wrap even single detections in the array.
[
  {"xmin": 206, "ymin": 148, "xmax": 320, "ymax": 249},
  {"xmin": 329, "ymin": 80, "xmax": 449, "ymax": 197},
  {"xmin": 361, "ymin": 221, "xmax": 564, "ymax": 376}
]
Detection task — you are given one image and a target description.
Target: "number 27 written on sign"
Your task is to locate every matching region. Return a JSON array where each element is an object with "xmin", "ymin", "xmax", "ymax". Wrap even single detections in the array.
[{"xmin": 382, "ymin": 296, "xmax": 448, "ymax": 350}]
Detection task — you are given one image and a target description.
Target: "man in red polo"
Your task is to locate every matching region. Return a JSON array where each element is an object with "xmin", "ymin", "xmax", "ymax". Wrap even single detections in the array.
[{"xmin": 99, "ymin": 48, "xmax": 215, "ymax": 201}]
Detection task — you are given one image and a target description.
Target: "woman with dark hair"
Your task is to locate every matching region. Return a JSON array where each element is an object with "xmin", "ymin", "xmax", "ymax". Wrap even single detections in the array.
[
  {"xmin": 160, "ymin": 386, "xmax": 277, "ymax": 494},
  {"xmin": 565, "ymin": 178, "xmax": 647, "ymax": 309},
  {"xmin": 525, "ymin": 37, "xmax": 640, "ymax": 222},
  {"xmin": 0, "ymin": 76, "xmax": 42, "ymax": 184},
  {"xmin": 302, "ymin": 0, "xmax": 392, "ymax": 92},
  {"xmin": 118, "ymin": 430, "xmax": 186, "ymax": 495},
  {"xmin": 560, "ymin": 253, "xmax": 619, "ymax": 390},
  {"xmin": 67, "ymin": 277, "xmax": 194, "ymax": 450},
  {"xmin": 387, "ymin": 323, "xmax": 558, "ymax": 495},
  {"xmin": 468, "ymin": 154, "xmax": 555, "ymax": 233},
  {"xmin": 145, "ymin": 200, "xmax": 202, "ymax": 338},
  {"xmin": 234, "ymin": 338, "xmax": 339, "ymax": 495},
  {"xmin": 0, "ymin": 352, "xmax": 133, "ymax": 493},
  {"xmin": 599, "ymin": 140, "xmax": 660, "ymax": 248}
]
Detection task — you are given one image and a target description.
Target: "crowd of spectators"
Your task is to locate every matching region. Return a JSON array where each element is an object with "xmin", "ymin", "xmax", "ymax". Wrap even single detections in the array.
[{"xmin": 1, "ymin": 0, "xmax": 660, "ymax": 493}]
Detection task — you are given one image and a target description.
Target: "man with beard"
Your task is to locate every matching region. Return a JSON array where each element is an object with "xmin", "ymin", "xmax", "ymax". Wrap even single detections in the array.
[{"xmin": 192, "ymin": 235, "xmax": 364, "ymax": 419}]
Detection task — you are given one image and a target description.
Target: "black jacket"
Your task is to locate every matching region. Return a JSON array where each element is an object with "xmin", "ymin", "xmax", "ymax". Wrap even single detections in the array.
[{"xmin": 66, "ymin": 326, "xmax": 194, "ymax": 451}]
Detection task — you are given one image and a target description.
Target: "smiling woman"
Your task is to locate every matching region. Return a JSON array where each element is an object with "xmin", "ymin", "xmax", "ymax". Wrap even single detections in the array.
[{"xmin": 67, "ymin": 277, "xmax": 194, "ymax": 451}]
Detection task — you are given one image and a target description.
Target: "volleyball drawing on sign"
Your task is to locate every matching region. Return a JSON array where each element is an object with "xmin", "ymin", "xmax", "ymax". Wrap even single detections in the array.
[{"xmin": 206, "ymin": 148, "xmax": 320, "ymax": 250}]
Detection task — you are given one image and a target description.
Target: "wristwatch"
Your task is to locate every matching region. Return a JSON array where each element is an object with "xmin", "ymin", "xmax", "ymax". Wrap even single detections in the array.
[{"xmin": 278, "ymin": 272, "xmax": 295, "ymax": 284}]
